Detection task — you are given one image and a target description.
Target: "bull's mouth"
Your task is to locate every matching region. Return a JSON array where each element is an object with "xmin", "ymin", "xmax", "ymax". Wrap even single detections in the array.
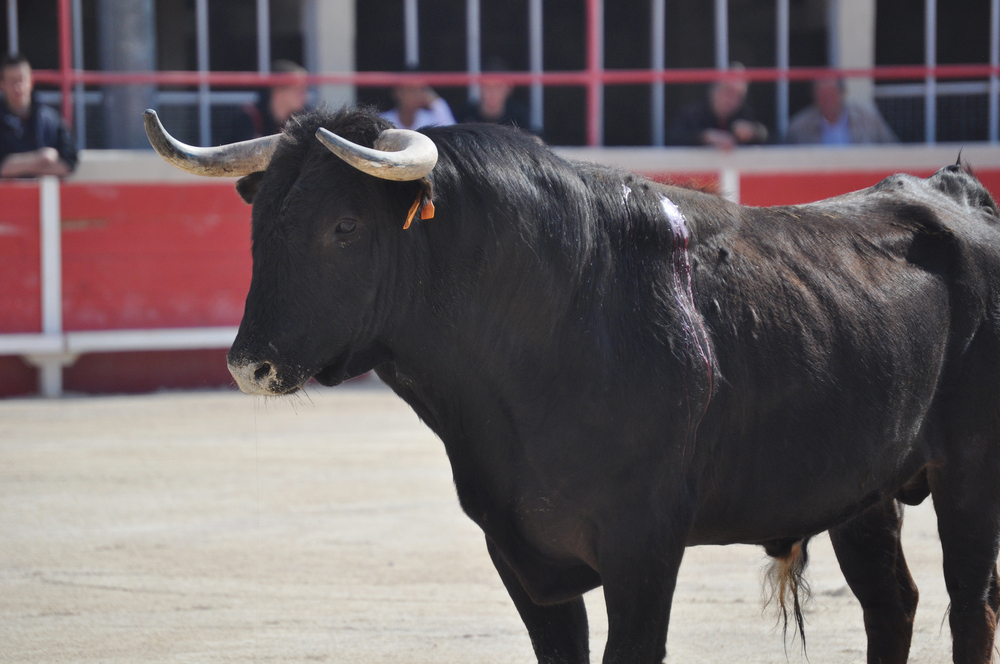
[
  {"xmin": 314, "ymin": 345, "xmax": 387, "ymax": 387},
  {"xmin": 314, "ymin": 359, "xmax": 349, "ymax": 387},
  {"xmin": 310, "ymin": 348, "xmax": 356, "ymax": 388}
]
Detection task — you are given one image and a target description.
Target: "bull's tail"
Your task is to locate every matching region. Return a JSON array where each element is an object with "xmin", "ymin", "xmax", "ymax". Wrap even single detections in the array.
[{"xmin": 763, "ymin": 538, "xmax": 811, "ymax": 653}]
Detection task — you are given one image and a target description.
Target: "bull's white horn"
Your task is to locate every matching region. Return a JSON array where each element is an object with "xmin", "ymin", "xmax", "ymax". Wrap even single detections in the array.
[
  {"xmin": 143, "ymin": 109, "xmax": 281, "ymax": 177},
  {"xmin": 315, "ymin": 127, "xmax": 438, "ymax": 181}
]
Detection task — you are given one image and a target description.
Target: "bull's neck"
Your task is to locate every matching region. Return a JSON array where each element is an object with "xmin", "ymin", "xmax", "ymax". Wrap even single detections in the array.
[
  {"xmin": 388, "ymin": 251, "xmax": 589, "ymax": 390},
  {"xmin": 379, "ymin": 208, "xmax": 605, "ymax": 430}
]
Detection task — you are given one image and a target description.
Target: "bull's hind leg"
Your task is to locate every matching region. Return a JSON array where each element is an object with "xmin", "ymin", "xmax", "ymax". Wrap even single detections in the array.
[
  {"xmin": 930, "ymin": 463, "xmax": 1000, "ymax": 664},
  {"xmin": 931, "ymin": 337, "xmax": 1000, "ymax": 664},
  {"xmin": 829, "ymin": 498, "xmax": 919, "ymax": 664}
]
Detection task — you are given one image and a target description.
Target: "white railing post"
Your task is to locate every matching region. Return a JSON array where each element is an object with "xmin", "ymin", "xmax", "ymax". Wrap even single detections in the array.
[
  {"xmin": 7, "ymin": 0, "xmax": 17, "ymax": 55},
  {"xmin": 714, "ymin": 0, "xmax": 729, "ymax": 69},
  {"xmin": 719, "ymin": 168, "xmax": 739, "ymax": 204},
  {"xmin": 990, "ymin": 0, "xmax": 999, "ymax": 144},
  {"xmin": 466, "ymin": 0, "xmax": 481, "ymax": 102},
  {"xmin": 404, "ymin": 0, "xmax": 419, "ymax": 67},
  {"xmin": 651, "ymin": 0, "xmax": 666, "ymax": 146},
  {"xmin": 36, "ymin": 177, "xmax": 66, "ymax": 397},
  {"xmin": 925, "ymin": 0, "xmax": 937, "ymax": 144},
  {"xmin": 776, "ymin": 0, "xmax": 790, "ymax": 141},
  {"xmin": 72, "ymin": 0, "xmax": 85, "ymax": 151},
  {"xmin": 529, "ymin": 0, "xmax": 544, "ymax": 134},
  {"xmin": 196, "ymin": 0, "xmax": 211, "ymax": 146},
  {"xmin": 257, "ymin": 0, "xmax": 271, "ymax": 74}
]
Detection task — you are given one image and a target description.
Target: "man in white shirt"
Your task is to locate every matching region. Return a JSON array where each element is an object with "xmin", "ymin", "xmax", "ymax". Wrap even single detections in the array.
[{"xmin": 381, "ymin": 76, "xmax": 456, "ymax": 130}]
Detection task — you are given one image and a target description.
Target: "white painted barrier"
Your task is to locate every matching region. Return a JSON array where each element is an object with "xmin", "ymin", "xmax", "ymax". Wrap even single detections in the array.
[{"xmin": 9, "ymin": 327, "xmax": 240, "ymax": 398}]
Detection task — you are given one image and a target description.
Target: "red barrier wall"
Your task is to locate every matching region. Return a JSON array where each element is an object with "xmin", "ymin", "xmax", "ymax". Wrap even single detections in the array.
[
  {"xmin": 1, "ymin": 181, "xmax": 250, "ymax": 397},
  {"xmin": 3, "ymin": 167, "xmax": 1000, "ymax": 397},
  {"xmin": 59, "ymin": 183, "xmax": 251, "ymax": 330},
  {"xmin": 0, "ymin": 184, "xmax": 44, "ymax": 334}
]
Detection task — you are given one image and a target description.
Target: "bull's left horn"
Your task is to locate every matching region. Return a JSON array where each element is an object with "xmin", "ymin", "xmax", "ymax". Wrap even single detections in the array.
[
  {"xmin": 315, "ymin": 127, "xmax": 438, "ymax": 181},
  {"xmin": 143, "ymin": 109, "xmax": 281, "ymax": 177}
]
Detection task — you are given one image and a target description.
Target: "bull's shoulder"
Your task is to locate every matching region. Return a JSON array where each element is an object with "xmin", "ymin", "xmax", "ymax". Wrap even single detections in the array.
[
  {"xmin": 876, "ymin": 166, "xmax": 997, "ymax": 212},
  {"xmin": 866, "ymin": 166, "xmax": 1000, "ymax": 234},
  {"xmin": 857, "ymin": 168, "xmax": 1000, "ymax": 283},
  {"xmin": 716, "ymin": 166, "xmax": 1000, "ymax": 261}
]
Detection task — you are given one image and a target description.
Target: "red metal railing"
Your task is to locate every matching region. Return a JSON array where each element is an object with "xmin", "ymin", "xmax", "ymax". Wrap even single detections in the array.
[
  {"xmin": 37, "ymin": 0, "xmax": 1000, "ymax": 146},
  {"xmin": 32, "ymin": 63, "xmax": 1000, "ymax": 90}
]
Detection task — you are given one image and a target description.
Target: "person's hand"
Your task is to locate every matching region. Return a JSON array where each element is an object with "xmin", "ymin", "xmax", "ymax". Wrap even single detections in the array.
[
  {"xmin": 35, "ymin": 147, "xmax": 62, "ymax": 167},
  {"xmin": 418, "ymin": 87, "xmax": 439, "ymax": 109},
  {"xmin": 0, "ymin": 147, "xmax": 71, "ymax": 177},
  {"xmin": 701, "ymin": 128, "xmax": 736, "ymax": 150},
  {"xmin": 731, "ymin": 119, "xmax": 766, "ymax": 144}
]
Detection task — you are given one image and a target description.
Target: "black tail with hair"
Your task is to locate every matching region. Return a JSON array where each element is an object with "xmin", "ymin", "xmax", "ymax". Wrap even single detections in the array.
[{"xmin": 763, "ymin": 538, "xmax": 812, "ymax": 654}]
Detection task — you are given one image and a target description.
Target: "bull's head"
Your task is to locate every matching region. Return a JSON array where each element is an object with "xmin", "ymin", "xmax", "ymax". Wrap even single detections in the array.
[{"xmin": 142, "ymin": 109, "xmax": 438, "ymax": 395}]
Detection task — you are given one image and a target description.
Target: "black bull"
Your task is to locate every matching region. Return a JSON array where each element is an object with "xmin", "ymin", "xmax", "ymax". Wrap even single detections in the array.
[{"xmin": 147, "ymin": 108, "xmax": 1000, "ymax": 664}]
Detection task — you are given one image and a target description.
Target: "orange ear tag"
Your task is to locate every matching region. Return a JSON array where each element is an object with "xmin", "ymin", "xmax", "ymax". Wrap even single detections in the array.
[
  {"xmin": 403, "ymin": 192, "xmax": 436, "ymax": 230},
  {"xmin": 404, "ymin": 194, "xmax": 421, "ymax": 229}
]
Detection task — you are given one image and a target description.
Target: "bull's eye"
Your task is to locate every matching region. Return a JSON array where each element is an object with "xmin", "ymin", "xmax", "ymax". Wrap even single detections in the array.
[
  {"xmin": 324, "ymin": 218, "xmax": 363, "ymax": 247},
  {"xmin": 335, "ymin": 220, "xmax": 358, "ymax": 235}
]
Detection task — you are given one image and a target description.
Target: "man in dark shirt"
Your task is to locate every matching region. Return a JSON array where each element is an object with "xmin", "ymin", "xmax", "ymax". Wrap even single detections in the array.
[
  {"xmin": 0, "ymin": 53, "xmax": 77, "ymax": 178},
  {"xmin": 457, "ymin": 57, "xmax": 531, "ymax": 131},
  {"xmin": 457, "ymin": 79, "xmax": 529, "ymax": 129},
  {"xmin": 222, "ymin": 60, "xmax": 309, "ymax": 144},
  {"xmin": 667, "ymin": 64, "xmax": 769, "ymax": 149}
]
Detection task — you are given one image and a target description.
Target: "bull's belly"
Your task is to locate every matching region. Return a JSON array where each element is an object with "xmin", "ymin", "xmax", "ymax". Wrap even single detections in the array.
[{"xmin": 684, "ymin": 438, "xmax": 931, "ymax": 546}]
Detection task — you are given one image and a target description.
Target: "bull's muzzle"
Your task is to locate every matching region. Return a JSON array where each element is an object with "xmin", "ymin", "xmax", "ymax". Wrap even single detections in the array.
[{"xmin": 228, "ymin": 357, "xmax": 296, "ymax": 396}]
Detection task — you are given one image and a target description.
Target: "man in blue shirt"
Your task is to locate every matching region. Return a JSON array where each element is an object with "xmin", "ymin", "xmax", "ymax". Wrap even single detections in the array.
[
  {"xmin": 785, "ymin": 78, "xmax": 898, "ymax": 145},
  {"xmin": 0, "ymin": 54, "xmax": 77, "ymax": 178}
]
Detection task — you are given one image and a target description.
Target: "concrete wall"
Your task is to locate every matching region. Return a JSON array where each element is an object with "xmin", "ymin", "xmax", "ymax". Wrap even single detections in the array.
[
  {"xmin": 828, "ymin": 0, "xmax": 877, "ymax": 102},
  {"xmin": 302, "ymin": 0, "xmax": 355, "ymax": 109}
]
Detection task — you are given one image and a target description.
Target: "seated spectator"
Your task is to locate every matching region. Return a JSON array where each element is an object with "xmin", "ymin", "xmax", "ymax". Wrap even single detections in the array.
[
  {"xmin": 381, "ymin": 70, "xmax": 456, "ymax": 130},
  {"xmin": 668, "ymin": 63, "xmax": 768, "ymax": 149},
  {"xmin": 0, "ymin": 53, "xmax": 77, "ymax": 178},
  {"xmin": 785, "ymin": 78, "xmax": 898, "ymax": 145},
  {"xmin": 224, "ymin": 60, "xmax": 310, "ymax": 143},
  {"xmin": 457, "ymin": 57, "xmax": 530, "ymax": 130}
]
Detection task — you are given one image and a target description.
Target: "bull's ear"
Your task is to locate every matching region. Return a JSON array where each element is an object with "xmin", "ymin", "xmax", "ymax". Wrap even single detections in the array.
[
  {"xmin": 418, "ymin": 176, "xmax": 434, "ymax": 205},
  {"xmin": 236, "ymin": 172, "xmax": 265, "ymax": 204}
]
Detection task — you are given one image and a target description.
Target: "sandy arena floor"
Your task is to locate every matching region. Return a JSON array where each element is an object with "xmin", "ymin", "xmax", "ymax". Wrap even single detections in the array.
[{"xmin": 0, "ymin": 381, "xmax": 982, "ymax": 663}]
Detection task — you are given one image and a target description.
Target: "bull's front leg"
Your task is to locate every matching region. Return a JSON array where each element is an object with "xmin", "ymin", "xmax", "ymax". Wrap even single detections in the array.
[
  {"xmin": 597, "ymin": 499, "xmax": 693, "ymax": 664},
  {"xmin": 486, "ymin": 539, "xmax": 591, "ymax": 664}
]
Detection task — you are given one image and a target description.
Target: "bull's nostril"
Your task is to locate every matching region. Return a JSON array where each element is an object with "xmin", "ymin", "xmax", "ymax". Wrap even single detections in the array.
[{"xmin": 254, "ymin": 362, "xmax": 272, "ymax": 381}]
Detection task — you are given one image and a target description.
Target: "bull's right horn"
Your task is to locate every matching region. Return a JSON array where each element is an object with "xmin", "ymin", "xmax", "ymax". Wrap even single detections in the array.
[
  {"xmin": 315, "ymin": 127, "xmax": 438, "ymax": 181},
  {"xmin": 143, "ymin": 109, "xmax": 281, "ymax": 177}
]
